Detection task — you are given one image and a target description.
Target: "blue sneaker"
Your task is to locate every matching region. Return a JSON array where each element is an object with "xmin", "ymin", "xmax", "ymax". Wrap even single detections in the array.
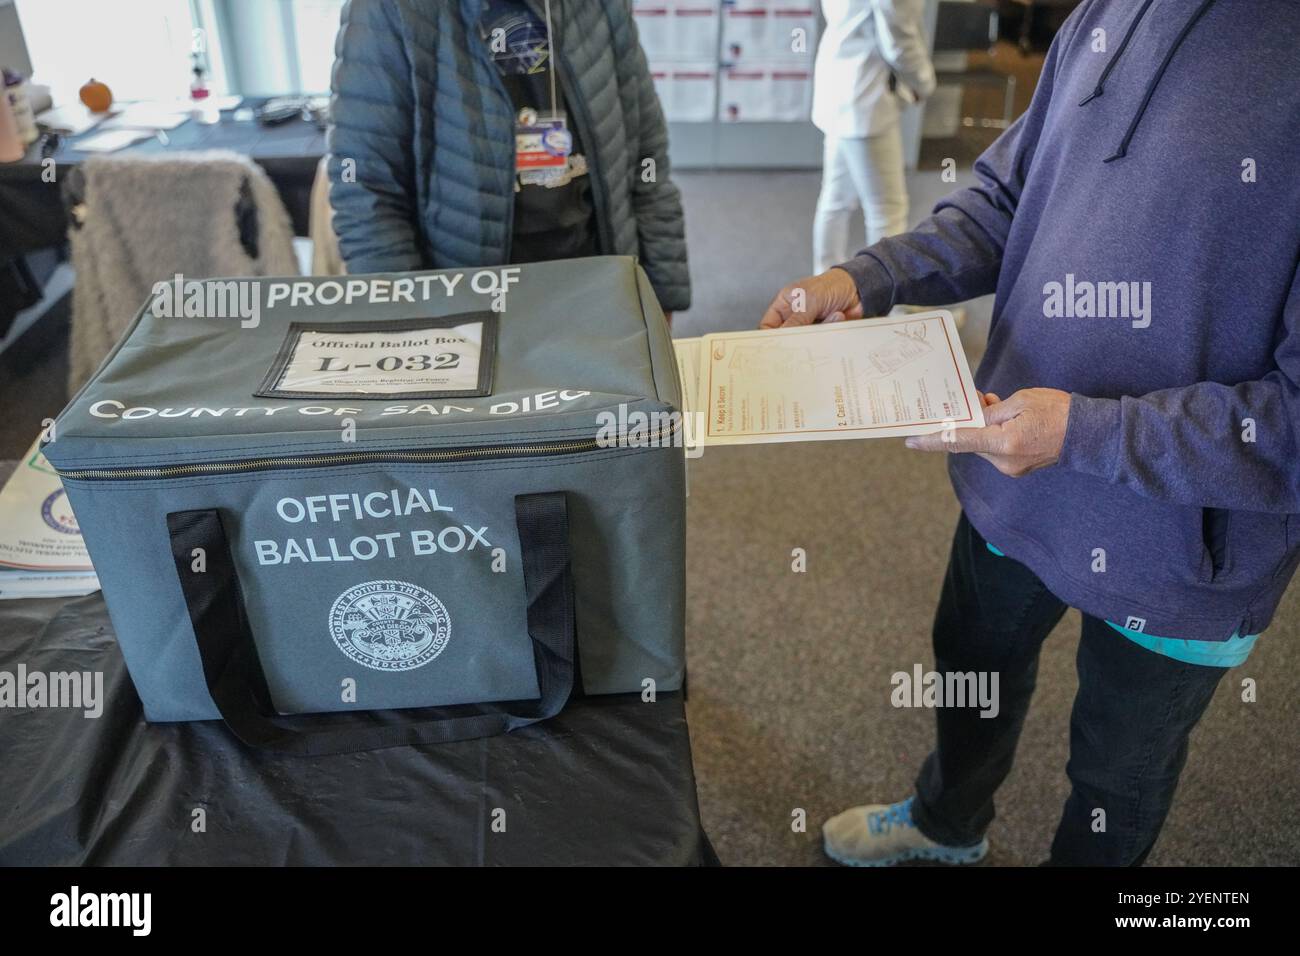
[{"xmin": 822, "ymin": 796, "xmax": 989, "ymax": 867}]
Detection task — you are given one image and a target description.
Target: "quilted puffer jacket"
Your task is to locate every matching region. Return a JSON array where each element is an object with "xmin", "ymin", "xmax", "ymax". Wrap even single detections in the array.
[{"xmin": 328, "ymin": 0, "xmax": 691, "ymax": 312}]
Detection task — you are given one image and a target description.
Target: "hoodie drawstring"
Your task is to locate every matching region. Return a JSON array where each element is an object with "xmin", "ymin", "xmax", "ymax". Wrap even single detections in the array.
[
  {"xmin": 1079, "ymin": 0, "xmax": 1219, "ymax": 163},
  {"xmin": 1078, "ymin": 0, "xmax": 1156, "ymax": 106}
]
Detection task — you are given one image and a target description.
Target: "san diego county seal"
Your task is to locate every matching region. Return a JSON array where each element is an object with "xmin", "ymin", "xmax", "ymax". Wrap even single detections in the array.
[
  {"xmin": 41, "ymin": 489, "xmax": 80, "ymax": 535},
  {"xmin": 328, "ymin": 580, "xmax": 451, "ymax": 672}
]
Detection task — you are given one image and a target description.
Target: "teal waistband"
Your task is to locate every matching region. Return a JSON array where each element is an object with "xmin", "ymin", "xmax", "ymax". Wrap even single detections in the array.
[
  {"xmin": 1104, "ymin": 622, "xmax": 1258, "ymax": 667},
  {"xmin": 983, "ymin": 541, "xmax": 1259, "ymax": 667}
]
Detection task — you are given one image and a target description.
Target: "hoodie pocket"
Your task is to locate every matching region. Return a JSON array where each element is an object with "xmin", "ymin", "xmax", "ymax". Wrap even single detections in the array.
[
  {"xmin": 1197, "ymin": 509, "xmax": 1294, "ymax": 588},
  {"xmin": 1201, "ymin": 508, "xmax": 1231, "ymax": 582}
]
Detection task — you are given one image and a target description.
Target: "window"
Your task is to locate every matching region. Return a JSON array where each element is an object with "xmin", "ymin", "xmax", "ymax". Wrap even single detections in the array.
[
  {"xmin": 291, "ymin": 0, "xmax": 347, "ymax": 94},
  {"xmin": 210, "ymin": 0, "xmax": 345, "ymax": 96},
  {"xmin": 15, "ymin": 0, "xmax": 347, "ymax": 104},
  {"xmin": 15, "ymin": 0, "xmax": 203, "ymax": 103}
]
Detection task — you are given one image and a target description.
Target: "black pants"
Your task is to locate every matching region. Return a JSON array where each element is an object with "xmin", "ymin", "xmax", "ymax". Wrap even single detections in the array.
[{"xmin": 911, "ymin": 514, "xmax": 1228, "ymax": 866}]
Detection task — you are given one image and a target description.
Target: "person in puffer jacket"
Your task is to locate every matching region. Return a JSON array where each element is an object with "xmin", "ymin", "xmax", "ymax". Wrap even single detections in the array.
[{"xmin": 328, "ymin": 0, "xmax": 691, "ymax": 318}]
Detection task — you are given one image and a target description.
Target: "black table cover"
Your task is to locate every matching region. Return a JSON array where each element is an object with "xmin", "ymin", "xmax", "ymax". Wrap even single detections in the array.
[{"xmin": 0, "ymin": 593, "xmax": 715, "ymax": 866}]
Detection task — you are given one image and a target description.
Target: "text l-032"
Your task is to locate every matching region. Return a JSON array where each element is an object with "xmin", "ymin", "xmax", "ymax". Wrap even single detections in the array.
[{"xmin": 315, "ymin": 353, "xmax": 461, "ymax": 373}]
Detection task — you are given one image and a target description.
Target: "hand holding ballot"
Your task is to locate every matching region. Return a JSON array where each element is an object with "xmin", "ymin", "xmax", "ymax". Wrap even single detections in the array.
[
  {"xmin": 759, "ymin": 269, "xmax": 864, "ymax": 328},
  {"xmin": 751, "ymin": 269, "xmax": 1068, "ymax": 473},
  {"xmin": 905, "ymin": 387, "xmax": 1072, "ymax": 478}
]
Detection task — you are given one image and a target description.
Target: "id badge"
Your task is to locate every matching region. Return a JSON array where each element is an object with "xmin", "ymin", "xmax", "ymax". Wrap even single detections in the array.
[{"xmin": 515, "ymin": 108, "xmax": 571, "ymax": 171}]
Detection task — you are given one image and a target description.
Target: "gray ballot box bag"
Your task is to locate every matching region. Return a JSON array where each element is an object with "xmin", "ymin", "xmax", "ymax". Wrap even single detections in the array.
[{"xmin": 44, "ymin": 257, "xmax": 686, "ymax": 754}]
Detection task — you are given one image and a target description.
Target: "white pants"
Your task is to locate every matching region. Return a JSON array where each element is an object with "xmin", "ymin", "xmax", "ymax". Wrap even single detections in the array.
[{"xmin": 813, "ymin": 127, "xmax": 908, "ymax": 274}]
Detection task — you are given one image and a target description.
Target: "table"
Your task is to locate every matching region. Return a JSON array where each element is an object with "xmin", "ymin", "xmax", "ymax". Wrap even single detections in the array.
[
  {"xmin": 0, "ymin": 592, "xmax": 715, "ymax": 866},
  {"xmin": 0, "ymin": 107, "xmax": 327, "ymax": 260}
]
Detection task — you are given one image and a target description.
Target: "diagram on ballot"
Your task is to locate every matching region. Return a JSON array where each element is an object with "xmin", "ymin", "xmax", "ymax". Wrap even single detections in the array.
[
  {"xmin": 861, "ymin": 322, "xmax": 935, "ymax": 379},
  {"xmin": 723, "ymin": 340, "xmax": 835, "ymax": 378}
]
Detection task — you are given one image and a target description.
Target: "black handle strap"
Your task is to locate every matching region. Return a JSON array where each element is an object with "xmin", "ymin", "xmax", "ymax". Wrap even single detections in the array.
[{"xmin": 166, "ymin": 492, "xmax": 574, "ymax": 755}]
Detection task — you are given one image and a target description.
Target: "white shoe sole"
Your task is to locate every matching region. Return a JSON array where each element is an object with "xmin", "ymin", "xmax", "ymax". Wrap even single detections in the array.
[{"xmin": 823, "ymin": 837, "xmax": 989, "ymax": 868}]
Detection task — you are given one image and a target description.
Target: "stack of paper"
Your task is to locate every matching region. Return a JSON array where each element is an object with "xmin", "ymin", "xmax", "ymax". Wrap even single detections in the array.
[
  {"xmin": 0, "ymin": 441, "xmax": 99, "ymax": 600},
  {"xmin": 672, "ymin": 311, "xmax": 984, "ymax": 448},
  {"xmin": 72, "ymin": 128, "xmax": 155, "ymax": 153},
  {"xmin": 98, "ymin": 102, "xmax": 191, "ymax": 131},
  {"xmin": 35, "ymin": 103, "xmax": 116, "ymax": 135}
]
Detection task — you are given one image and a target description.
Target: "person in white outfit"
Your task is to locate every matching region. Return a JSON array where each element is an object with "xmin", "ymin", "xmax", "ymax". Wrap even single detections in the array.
[{"xmin": 812, "ymin": 0, "xmax": 937, "ymax": 274}]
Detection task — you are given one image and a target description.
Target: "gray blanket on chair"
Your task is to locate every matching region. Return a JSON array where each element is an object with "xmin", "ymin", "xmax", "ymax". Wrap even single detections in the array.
[{"xmin": 66, "ymin": 150, "xmax": 299, "ymax": 392}]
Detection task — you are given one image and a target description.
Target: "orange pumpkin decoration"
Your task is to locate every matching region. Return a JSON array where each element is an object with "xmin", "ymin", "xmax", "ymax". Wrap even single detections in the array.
[{"xmin": 79, "ymin": 78, "xmax": 113, "ymax": 113}]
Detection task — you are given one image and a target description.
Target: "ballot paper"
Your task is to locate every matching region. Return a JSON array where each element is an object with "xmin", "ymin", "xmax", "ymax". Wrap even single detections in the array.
[
  {"xmin": 672, "ymin": 336, "xmax": 705, "ymax": 453},
  {"xmin": 0, "ymin": 441, "xmax": 99, "ymax": 600},
  {"xmin": 687, "ymin": 311, "xmax": 984, "ymax": 446}
]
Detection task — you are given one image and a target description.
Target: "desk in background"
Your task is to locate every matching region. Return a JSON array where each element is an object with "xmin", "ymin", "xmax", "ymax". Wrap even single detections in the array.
[
  {"xmin": 0, "ymin": 104, "xmax": 327, "ymax": 343},
  {"xmin": 0, "ymin": 104, "xmax": 327, "ymax": 261}
]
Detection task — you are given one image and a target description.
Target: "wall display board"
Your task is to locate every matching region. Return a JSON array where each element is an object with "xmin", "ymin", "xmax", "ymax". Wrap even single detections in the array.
[{"xmin": 635, "ymin": 0, "xmax": 822, "ymax": 168}]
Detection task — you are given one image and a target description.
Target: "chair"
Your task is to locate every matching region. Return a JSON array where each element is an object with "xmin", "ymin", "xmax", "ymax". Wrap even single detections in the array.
[
  {"xmin": 306, "ymin": 155, "xmax": 345, "ymax": 276},
  {"xmin": 62, "ymin": 151, "xmax": 299, "ymax": 391}
]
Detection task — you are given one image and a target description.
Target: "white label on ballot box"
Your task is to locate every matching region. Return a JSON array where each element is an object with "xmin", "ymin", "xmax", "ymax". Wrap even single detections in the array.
[{"xmin": 273, "ymin": 321, "xmax": 489, "ymax": 396}]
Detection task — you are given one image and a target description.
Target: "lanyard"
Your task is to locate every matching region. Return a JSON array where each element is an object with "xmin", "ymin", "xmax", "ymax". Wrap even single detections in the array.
[{"xmin": 541, "ymin": 0, "xmax": 558, "ymax": 120}]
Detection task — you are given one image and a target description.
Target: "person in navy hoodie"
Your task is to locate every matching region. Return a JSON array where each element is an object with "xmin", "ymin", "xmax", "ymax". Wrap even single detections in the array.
[{"xmin": 761, "ymin": 0, "xmax": 1300, "ymax": 865}]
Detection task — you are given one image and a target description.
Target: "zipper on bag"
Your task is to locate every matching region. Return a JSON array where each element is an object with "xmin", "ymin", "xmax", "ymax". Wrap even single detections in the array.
[{"xmin": 51, "ymin": 421, "xmax": 679, "ymax": 482}]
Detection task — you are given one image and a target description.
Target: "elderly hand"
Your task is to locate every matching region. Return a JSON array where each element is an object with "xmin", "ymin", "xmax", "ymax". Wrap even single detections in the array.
[
  {"xmin": 759, "ymin": 268, "xmax": 864, "ymax": 328},
  {"xmin": 904, "ymin": 389, "xmax": 1072, "ymax": 478}
]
